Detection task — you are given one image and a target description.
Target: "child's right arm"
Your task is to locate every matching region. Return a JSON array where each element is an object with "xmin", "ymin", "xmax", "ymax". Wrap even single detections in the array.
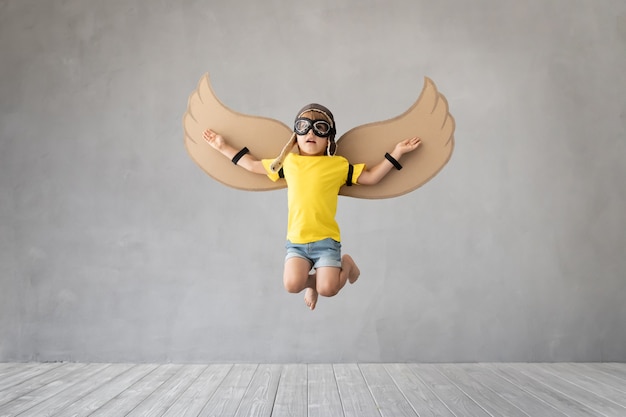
[{"xmin": 203, "ymin": 129, "xmax": 267, "ymax": 175}]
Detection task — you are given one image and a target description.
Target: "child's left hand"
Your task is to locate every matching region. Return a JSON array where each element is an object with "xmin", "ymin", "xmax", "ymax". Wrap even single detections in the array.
[{"xmin": 394, "ymin": 137, "xmax": 422, "ymax": 155}]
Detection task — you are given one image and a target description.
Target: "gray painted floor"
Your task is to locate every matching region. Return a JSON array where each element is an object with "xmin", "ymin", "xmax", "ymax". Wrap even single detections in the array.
[{"xmin": 0, "ymin": 362, "xmax": 625, "ymax": 416}]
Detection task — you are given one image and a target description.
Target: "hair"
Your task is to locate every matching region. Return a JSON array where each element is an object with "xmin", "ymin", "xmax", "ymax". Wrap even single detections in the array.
[{"xmin": 269, "ymin": 103, "xmax": 337, "ymax": 173}]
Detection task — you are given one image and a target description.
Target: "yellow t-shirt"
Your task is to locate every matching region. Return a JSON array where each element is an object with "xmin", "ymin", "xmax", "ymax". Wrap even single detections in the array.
[{"xmin": 262, "ymin": 154, "xmax": 365, "ymax": 244}]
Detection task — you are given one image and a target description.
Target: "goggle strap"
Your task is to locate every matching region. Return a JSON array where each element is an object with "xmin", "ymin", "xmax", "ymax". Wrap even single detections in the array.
[
  {"xmin": 297, "ymin": 108, "xmax": 334, "ymax": 129},
  {"xmin": 270, "ymin": 132, "xmax": 297, "ymax": 173}
]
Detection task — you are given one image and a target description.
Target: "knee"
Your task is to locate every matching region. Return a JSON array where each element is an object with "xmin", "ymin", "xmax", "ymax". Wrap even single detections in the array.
[
  {"xmin": 317, "ymin": 282, "xmax": 340, "ymax": 297},
  {"xmin": 283, "ymin": 277, "xmax": 302, "ymax": 294}
]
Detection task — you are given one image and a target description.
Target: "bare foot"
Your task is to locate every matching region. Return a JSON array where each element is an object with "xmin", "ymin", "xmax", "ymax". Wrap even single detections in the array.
[
  {"xmin": 342, "ymin": 254, "xmax": 361, "ymax": 284},
  {"xmin": 304, "ymin": 287, "xmax": 318, "ymax": 310}
]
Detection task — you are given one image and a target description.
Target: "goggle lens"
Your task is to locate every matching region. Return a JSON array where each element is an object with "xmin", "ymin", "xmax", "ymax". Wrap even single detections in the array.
[{"xmin": 294, "ymin": 118, "xmax": 332, "ymax": 137}]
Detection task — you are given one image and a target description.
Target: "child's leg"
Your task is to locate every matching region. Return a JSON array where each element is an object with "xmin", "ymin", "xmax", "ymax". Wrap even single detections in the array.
[
  {"xmin": 283, "ymin": 257, "xmax": 314, "ymax": 292},
  {"xmin": 315, "ymin": 254, "xmax": 360, "ymax": 297},
  {"xmin": 283, "ymin": 257, "xmax": 319, "ymax": 309}
]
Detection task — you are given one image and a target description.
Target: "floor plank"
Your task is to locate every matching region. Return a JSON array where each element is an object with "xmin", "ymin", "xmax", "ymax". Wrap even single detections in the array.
[
  {"xmin": 359, "ymin": 363, "xmax": 417, "ymax": 417},
  {"xmin": 0, "ymin": 363, "xmax": 111, "ymax": 417},
  {"xmin": 161, "ymin": 364, "xmax": 232, "ymax": 417},
  {"xmin": 564, "ymin": 363, "xmax": 626, "ymax": 396},
  {"xmin": 385, "ymin": 363, "xmax": 456, "ymax": 417},
  {"xmin": 307, "ymin": 364, "xmax": 343, "ymax": 417},
  {"xmin": 0, "ymin": 363, "xmax": 86, "ymax": 409},
  {"xmin": 197, "ymin": 364, "xmax": 258, "ymax": 417},
  {"xmin": 271, "ymin": 364, "xmax": 307, "ymax": 417},
  {"xmin": 0, "ymin": 363, "xmax": 64, "ymax": 393},
  {"xmin": 0, "ymin": 363, "xmax": 32, "ymax": 379},
  {"xmin": 88, "ymin": 364, "xmax": 182, "ymax": 417},
  {"xmin": 125, "ymin": 364, "xmax": 207, "ymax": 417},
  {"xmin": 538, "ymin": 363, "xmax": 626, "ymax": 407},
  {"xmin": 11, "ymin": 363, "xmax": 133, "ymax": 417},
  {"xmin": 0, "ymin": 362, "xmax": 623, "ymax": 417},
  {"xmin": 52, "ymin": 363, "xmax": 159, "ymax": 417},
  {"xmin": 486, "ymin": 363, "xmax": 602, "ymax": 417},
  {"xmin": 585, "ymin": 362, "xmax": 626, "ymax": 383},
  {"xmin": 234, "ymin": 364, "xmax": 282, "ymax": 417},
  {"xmin": 438, "ymin": 364, "xmax": 531, "ymax": 417},
  {"xmin": 473, "ymin": 363, "xmax": 569, "ymax": 417},
  {"xmin": 412, "ymin": 364, "xmax": 491, "ymax": 417},
  {"xmin": 334, "ymin": 364, "xmax": 381, "ymax": 417},
  {"xmin": 510, "ymin": 363, "xmax": 626, "ymax": 417}
]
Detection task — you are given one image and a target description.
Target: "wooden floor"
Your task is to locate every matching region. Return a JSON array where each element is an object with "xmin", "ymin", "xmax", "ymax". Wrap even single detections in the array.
[{"xmin": 0, "ymin": 363, "xmax": 625, "ymax": 417}]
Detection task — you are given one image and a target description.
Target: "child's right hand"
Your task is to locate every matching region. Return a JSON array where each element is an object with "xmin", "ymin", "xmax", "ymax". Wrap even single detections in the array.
[{"xmin": 203, "ymin": 129, "xmax": 225, "ymax": 150}]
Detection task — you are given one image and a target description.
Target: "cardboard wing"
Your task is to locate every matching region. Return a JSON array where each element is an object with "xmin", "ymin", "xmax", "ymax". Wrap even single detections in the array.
[
  {"xmin": 337, "ymin": 77, "xmax": 455, "ymax": 199},
  {"xmin": 183, "ymin": 74, "xmax": 455, "ymax": 199},
  {"xmin": 183, "ymin": 73, "xmax": 289, "ymax": 191}
]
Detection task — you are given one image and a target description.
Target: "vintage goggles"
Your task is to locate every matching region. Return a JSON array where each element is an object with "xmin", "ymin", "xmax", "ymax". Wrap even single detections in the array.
[{"xmin": 294, "ymin": 117, "xmax": 334, "ymax": 138}]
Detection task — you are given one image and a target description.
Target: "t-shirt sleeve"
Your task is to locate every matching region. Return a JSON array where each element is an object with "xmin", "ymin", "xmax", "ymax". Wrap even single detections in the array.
[
  {"xmin": 351, "ymin": 163, "xmax": 366, "ymax": 185},
  {"xmin": 261, "ymin": 159, "xmax": 281, "ymax": 182}
]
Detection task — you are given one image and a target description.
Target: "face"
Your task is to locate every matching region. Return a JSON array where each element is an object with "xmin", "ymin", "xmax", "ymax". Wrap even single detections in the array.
[
  {"xmin": 294, "ymin": 111, "xmax": 333, "ymax": 156},
  {"xmin": 296, "ymin": 125, "xmax": 329, "ymax": 156}
]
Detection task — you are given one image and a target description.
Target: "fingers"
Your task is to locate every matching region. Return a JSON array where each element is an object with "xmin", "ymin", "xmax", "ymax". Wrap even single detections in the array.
[
  {"xmin": 409, "ymin": 137, "xmax": 421, "ymax": 150},
  {"xmin": 400, "ymin": 137, "xmax": 421, "ymax": 151},
  {"xmin": 203, "ymin": 129, "xmax": 215, "ymax": 140},
  {"xmin": 203, "ymin": 129, "xmax": 219, "ymax": 144},
  {"xmin": 401, "ymin": 137, "xmax": 420, "ymax": 144}
]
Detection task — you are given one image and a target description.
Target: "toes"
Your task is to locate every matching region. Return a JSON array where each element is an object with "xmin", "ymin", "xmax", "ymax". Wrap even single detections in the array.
[{"xmin": 304, "ymin": 288, "xmax": 318, "ymax": 310}]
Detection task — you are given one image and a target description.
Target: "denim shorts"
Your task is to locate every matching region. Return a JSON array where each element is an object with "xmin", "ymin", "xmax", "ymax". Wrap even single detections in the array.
[{"xmin": 285, "ymin": 238, "xmax": 342, "ymax": 269}]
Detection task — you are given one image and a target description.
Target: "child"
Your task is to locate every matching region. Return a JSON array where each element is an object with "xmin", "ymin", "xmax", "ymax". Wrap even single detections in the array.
[{"xmin": 203, "ymin": 103, "xmax": 421, "ymax": 310}]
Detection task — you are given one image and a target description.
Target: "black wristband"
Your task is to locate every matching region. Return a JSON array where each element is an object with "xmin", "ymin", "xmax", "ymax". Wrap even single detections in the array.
[
  {"xmin": 232, "ymin": 147, "xmax": 249, "ymax": 165},
  {"xmin": 385, "ymin": 152, "xmax": 402, "ymax": 170}
]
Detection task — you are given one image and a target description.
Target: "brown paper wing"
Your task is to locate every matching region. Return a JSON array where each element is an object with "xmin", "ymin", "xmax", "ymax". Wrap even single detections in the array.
[
  {"xmin": 183, "ymin": 73, "xmax": 290, "ymax": 191},
  {"xmin": 337, "ymin": 77, "xmax": 455, "ymax": 199}
]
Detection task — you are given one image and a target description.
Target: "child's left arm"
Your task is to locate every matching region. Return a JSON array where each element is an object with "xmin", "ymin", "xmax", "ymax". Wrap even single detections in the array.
[{"xmin": 356, "ymin": 137, "xmax": 421, "ymax": 185}]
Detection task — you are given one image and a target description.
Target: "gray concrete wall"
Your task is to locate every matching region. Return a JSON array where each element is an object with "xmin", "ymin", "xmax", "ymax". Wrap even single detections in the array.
[{"xmin": 1, "ymin": 0, "xmax": 625, "ymax": 363}]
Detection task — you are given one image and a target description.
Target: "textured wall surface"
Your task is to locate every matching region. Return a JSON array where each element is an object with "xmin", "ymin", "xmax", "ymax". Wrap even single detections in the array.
[{"xmin": 1, "ymin": 0, "xmax": 625, "ymax": 362}]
